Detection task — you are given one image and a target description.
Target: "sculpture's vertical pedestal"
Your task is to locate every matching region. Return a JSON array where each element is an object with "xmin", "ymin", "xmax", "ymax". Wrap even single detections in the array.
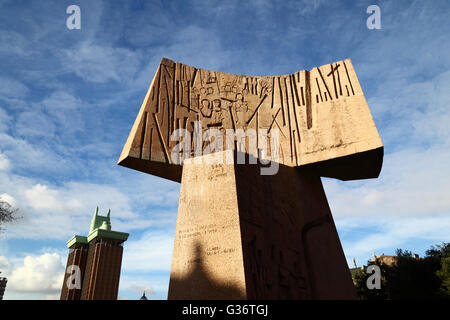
[{"xmin": 168, "ymin": 157, "xmax": 357, "ymax": 299}]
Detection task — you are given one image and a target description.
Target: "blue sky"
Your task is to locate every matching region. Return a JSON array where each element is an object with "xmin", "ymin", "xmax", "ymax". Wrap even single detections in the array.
[{"xmin": 0, "ymin": 0, "xmax": 449, "ymax": 300}]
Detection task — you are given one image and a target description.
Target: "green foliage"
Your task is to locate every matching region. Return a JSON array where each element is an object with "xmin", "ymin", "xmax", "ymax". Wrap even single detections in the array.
[
  {"xmin": 384, "ymin": 249, "xmax": 441, "ymax": 299},
  {"xmin": 352, "ymin": 242, "xmax": 450, "ymax": 300},
  {"xmin": 352, "ymin": 266, "xmax": 387, "ymax": 300},
  {"xmin": 432, "ymin": 243, "xmax": 450, "ymax": 298},
  {"xmin": 437, "ymin": 256, "xmax": 450, "ymax": 297}
]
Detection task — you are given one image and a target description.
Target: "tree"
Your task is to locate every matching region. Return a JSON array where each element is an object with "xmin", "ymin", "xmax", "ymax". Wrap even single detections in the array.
[
  {"xmin": 353, "ymin": 244, "xmax": 450, "ymax": 300},
  {"xmin": 429, "ymin": 243, "xmax": 450, "ymax": 298},
  {"xmin": 0, "ymin": 196, "xmax": 19, "ymax": 231},
  {"xmin": 352, "ymin": 266, "xmax": 388, "ymax": 300},
  {"xmin": 383, "ymin": 249, "xmax": 442, "ymax": 299}
]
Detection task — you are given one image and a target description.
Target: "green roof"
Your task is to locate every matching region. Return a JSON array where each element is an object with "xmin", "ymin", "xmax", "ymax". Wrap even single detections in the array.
[
  {"xmin": 66, "ymin": 207, "xmax": 129, "ymax": 248},
  {"xmin": 90, "ymin": 206, "xmax": 111, "ymax": 232},
  {"xmin": 67, "ymin": 235, "xmax": 88, "ymax": 248},
  {"xmin": 87, "ymin": 228, "xmax": 129, "ymax": 243}
]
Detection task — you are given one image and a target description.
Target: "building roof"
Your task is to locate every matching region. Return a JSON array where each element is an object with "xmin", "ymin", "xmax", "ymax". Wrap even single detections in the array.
[
  {"xmin": 369, "ymin": 254, "xmax": 398, "ymax": 266},
  {"xmin": 140, "ymin": 291, "xmax": 148, "ymax": 300},
  {"xmin": 67, "ymin": 235, "xmax": 88, "ymax": 248},
  {"xmin": 66, "ymin": 207, "xmax": 129, "ymax": 248}
]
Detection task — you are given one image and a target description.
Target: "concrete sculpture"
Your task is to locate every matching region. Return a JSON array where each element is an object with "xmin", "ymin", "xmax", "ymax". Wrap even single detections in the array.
[{"xmin": 118, "ymin": 58, "xmax": 383, "ymax": 299}]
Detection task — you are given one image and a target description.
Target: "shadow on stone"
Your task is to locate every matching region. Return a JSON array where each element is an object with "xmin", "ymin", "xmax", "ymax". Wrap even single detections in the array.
[
  {"xmin": 234, "ymin": 161, "xmax": 357, "ymax": 299},
  {"xmin": 168, "ymin": 241, "xmax": 245, "ymax": 300}
]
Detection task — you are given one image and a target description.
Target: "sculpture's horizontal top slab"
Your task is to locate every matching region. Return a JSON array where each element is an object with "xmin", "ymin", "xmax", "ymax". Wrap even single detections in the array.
[{"xmin": 118, "ymin": 58, "xmax": 383, "ymax": 182}]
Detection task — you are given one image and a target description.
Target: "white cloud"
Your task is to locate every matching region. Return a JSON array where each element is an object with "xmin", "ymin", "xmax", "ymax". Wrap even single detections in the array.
[
  {"xmin": 122, "ymin": 230, "xmax": 174, "ymax": 272},
  {"xmin": 41, "ymin": 91, "xmax": 82, "ymax": 111},
  {"xmin": 61, "ymin": 41, "xmax": 143, "ymax": 84},
  {"xmin": 0, "ymin": 168, "xmax": 178, "ymax": 240},
  {"xmin": 0, "ymin": 132, "xmax": 74, "ymax": 175},
  {"xmin": 0, "ymin": 193, "xmax": 18, "ymax": 209},
  {"xmin": 0, "ymin": 30, "xmax": 30, "ymax": 57},
  {"xmin": 0, "ymin": 108, "xmax": 12, "ymax": 133},
  {"xmin": 367, "ymin": 69, "xmax": 450, "ymax": 150},
  {"xmin": 0, "ymin": 76, "xmax": 29, "ymax": 99},
  {"xmin": 0, "ymin": 255, "xmax": 11, "ymax": 274},
  {"xmin": 340, "ymin": 215, "xmax": 450, "ymax": 267},
  {"xmin": 326, "ymin": 145, "xmax": 450, "ymax": 265},
  {"xmin": 133, "ymin": 25, "xmax": 234, "ymax": 89},
  {"xmin": 15, "ymin": 110, "xmax": 56, "ymax": 138},
  {"xmin": 289, "ymin": 0, "xmax": 328, "ymax": 15},
  {"xmin": 0, "ymin": 0, "xmax": 449, "ymax": 300},
  {"xmin": 39, "ymin": 91, "xmax": 85, "ymax": 133},
  {"xmin": 0, "ymin": 153, "xmax": 10, "ymax": 171},
  {"xmin": 25, "ymin": 184, "xmax": 82, "ymax": 212},
  {"xmin": 43, "ymin": 293, "xmax": 60, "ymax": 300},
  {"xmin": 325, "ymin": 147, "xmax": 450, "ymax": 220},
  {"xmin": 322, "ymin": 29, "xmax": 450, "ymax": 261},
  {"xmin": 6, "ymin": 253, "xmax": 64, "ymax": 296}
]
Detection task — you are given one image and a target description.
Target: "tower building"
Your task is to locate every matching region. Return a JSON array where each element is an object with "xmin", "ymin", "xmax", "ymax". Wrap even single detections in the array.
[{"xmin": 60, "ymin": 207, "xmax": 129, "ymax": 300}]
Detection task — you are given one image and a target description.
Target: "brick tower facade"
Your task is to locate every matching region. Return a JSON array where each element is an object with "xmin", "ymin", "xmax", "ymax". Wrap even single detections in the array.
[{"xmin": 60, "ymin": 207, "xmax": 129, "ymax": 300}]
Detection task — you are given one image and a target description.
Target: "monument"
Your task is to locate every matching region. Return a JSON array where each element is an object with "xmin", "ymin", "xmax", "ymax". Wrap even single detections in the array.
[
  {"xmin": 118, "ymin": 58, "xmax": 383, "ymax": 299},
  {"xmin": 60, "ymin": 207, "xmax": 129, "ymax": 300}
]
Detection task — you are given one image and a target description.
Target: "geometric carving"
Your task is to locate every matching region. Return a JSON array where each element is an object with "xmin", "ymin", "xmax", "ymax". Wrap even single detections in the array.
[
  {"xmin": 118, "ymin": 58, "xmax": 383, "ymax": 182},
  {"xmin": 118, "ymin": 58, "xmax": 384, "ymax": 300}
]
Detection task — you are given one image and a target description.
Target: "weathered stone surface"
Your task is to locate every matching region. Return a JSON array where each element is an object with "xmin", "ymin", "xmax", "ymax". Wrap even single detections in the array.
[
  {"xmin": 168, "ymin": 151, "xmax": 357, "ymax": 299},
  {"xmin": 169, "ymin": 152, "xmax": 246, "ymax": 299},
  {"xmin": 118, "ymin": 58, "xmax": 383, "ymax": 182},
  {"xmin": 118, "ymin": 58, "xmax": 383, "ymax": 300}
]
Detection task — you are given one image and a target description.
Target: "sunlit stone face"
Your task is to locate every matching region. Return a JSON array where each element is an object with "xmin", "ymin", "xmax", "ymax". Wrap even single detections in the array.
[{"xmin": 118, "ymin": 58, "xmax": 383, "ymax": 182}]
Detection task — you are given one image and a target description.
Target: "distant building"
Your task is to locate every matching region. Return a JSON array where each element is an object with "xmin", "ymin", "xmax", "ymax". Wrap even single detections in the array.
[
  {"xmin": 0, "ymin": 276, "xmax": 7, "ymax": 300},
  {"xmin": 60, "ymin": 207, "xmax": 129, "ymax": 300},
  {"xmin": 350, "ymin": 252, "xmax": 421, "ymax": 284},
  {"xmin": 140, "ymin": 291, "xmax": 148, "ymax": 300},
  {"xmin": 369, "ymin": 253, "xmax": 399, "ymax": 267}
]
